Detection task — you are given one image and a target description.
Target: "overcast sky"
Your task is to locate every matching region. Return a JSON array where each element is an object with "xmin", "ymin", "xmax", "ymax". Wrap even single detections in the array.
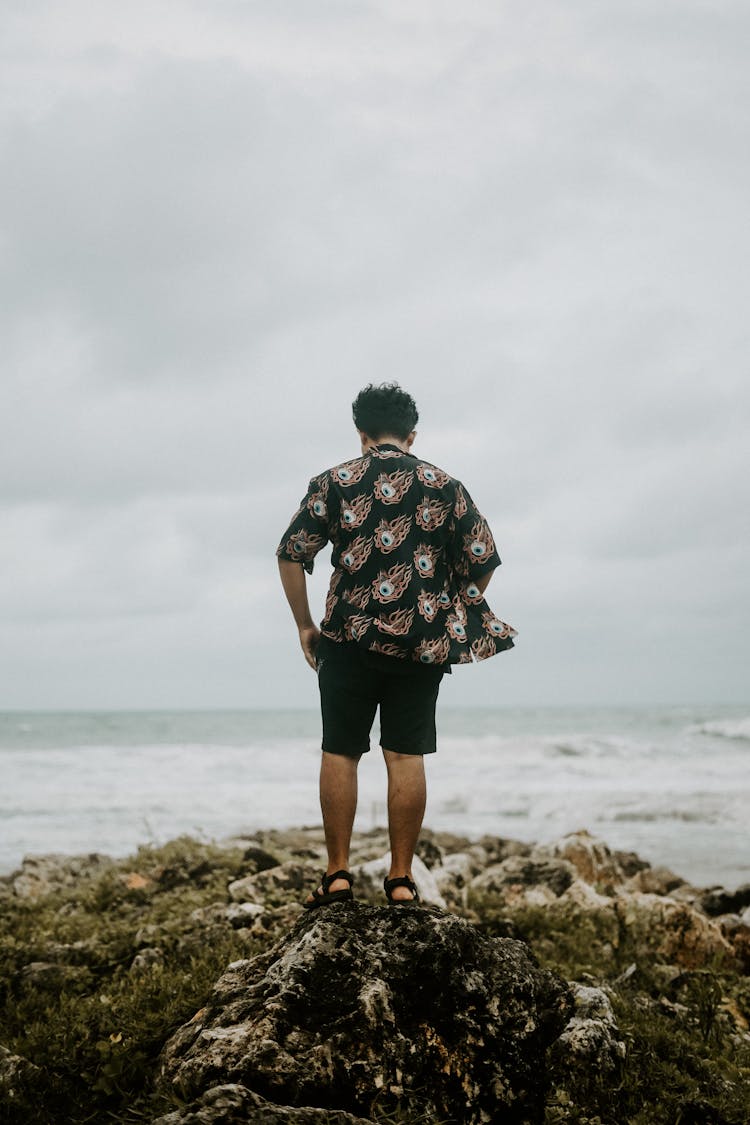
[{"xmin": 1, "ymin": 0, "xmax": 748, "ymax": 710}]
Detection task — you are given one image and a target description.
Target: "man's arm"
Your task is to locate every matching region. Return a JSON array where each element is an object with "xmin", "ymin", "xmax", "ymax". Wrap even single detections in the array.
[
  {"xmin": 473, "ymin": 571, "xmax": 494, "ymax": 595},
  {"xmin": 278, "ymin": 558, "xmax": 320, "ymax": 670}
]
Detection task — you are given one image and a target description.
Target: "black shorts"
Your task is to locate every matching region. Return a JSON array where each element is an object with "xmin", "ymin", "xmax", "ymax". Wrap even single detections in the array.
[{"xmin": 316, "ymin": 639, "xmax": 443, "ymax": 758}]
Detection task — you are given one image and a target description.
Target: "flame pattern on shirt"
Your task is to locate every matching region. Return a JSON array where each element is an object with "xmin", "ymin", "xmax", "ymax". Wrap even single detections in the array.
[
  {"xmin": 331, "ymin": 457, "xmax": 371, "ymax": 487},
  {"xmin": 417, "ymin": 590, "xmax": 439, "ymax": 622},
  {"xmin": 376, "ymin": 607, "xmax": 415, "ymax": 636},
  {"xmin": 372, "ymin": 562, "xmax": 412, "ymax": 604},
  {"xmin": 374, "ymin": 514, "xmax": 412, "ymax": 553},
  {"xmin": 339, "ymin": 535, "xmax": 373, "ymax": 573},
  {"xmin": 345, "ymin": 584, "xmax": 371, "ymax": 610},
  {"xmin": 463, "ymin": 520, "xmax": 496, "ymax": 563},
  {"xmin": 417, "ymin": 463, "xmax": 450, "ymax": 488},
  {"xmin": 344, "ymin": 613, "xmax": 374, "ymax": 642},
  {"xmin": 284, "ymin": 529, "xmax": 325, "ymax": 563},
  {"xmin": 415, "ymin": 495, "xmax": 452, "ymax": 532},
  {"xmin": 374, "ymin": 469, "xmax": 413, "ymax": 505},
  {"xmin": 340, "ymin": 492, "xmax": 373, "ymax": 529}
]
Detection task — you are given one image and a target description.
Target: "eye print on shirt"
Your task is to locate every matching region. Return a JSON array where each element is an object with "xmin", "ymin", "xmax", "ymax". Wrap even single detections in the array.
[
  {"xmin": 416, "ymin": 463, "xmax": 450, "ymax": 489},
  {"xmin": 413, "ymin": 544, "xmax": 437, "ymax": 578},
  {"xmin": 481, "ymin": 611, "xmax": 516, "ymax": 638},
  {"xmin": 463, "ymin": 520, "xmax": 495, "ymax": 562},
  {"xmin": 339, "ymin": 535, "xmax": 373, "ymax": 573},
  {"xmin": 417, "ymin": 590, "xmax": 438, "ymax": 622},
  {"xmin": 413, "ymin": 636, "xmax": 450, "ymax": 665},
  {"xmin": 344, "ymin": 613, "xmax": 374, "ymax": 641},
  {"xmin": 463, "ymin": 582, "xmax": 485, "ymax": 605},
  {"xmin": 374, "ymin": 514, "xmax": 411, "ymax": 553},
  {"xmin": 374, "ymin": 469, "xmax": 414, "ymax": 504},
  {"xmin": 308, "ymin": 493, "xmax": 328, "ymax": 520},
  {"xmin": 371, "ymin": 562, "xmax": 412, "ymax": 603},
  {"xmin": 331, "ymin": 457, "xmax": 370, "ymax": 487},
  {"xmin": 415, "ymin": 496, "xmax": 452, "ymax": 532},
  {"xmin": 340, "ymin": 492, "xmax": 373, "ymax": 529},
  {"xmin": 446, "ymin": 615, "xmax": 468, "ymax": 642},
  {"xmin": 286, "ymin": 530, "xmax": 324, "ymax": 561}
]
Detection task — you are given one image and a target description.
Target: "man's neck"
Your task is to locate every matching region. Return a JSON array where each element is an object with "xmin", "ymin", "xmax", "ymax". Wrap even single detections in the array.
[{"xmin": 360, "ymin": 433, "xmax": 413, "ymax": 455}]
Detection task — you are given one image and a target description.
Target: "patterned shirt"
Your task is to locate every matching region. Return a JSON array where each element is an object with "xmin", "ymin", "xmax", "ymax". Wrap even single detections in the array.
[{"xmin": 276, "ymin": 443, "xmax": 517, "ymax": 668}]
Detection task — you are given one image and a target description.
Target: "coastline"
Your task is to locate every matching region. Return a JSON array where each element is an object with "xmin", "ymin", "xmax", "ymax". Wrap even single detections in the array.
[{"xmin": 1, "ymin": 823, "xmax": 749, "ymax": 1123}]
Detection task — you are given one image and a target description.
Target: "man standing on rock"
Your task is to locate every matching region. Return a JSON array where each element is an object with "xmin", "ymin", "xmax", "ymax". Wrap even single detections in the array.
[{"xmin": 277, "ymin": 382, "xmax": 516, "ymax": 908}]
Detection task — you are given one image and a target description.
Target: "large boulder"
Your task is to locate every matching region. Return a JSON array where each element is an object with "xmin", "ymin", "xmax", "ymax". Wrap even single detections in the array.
[{"xmin": 158, "ymin": 902, "xmax": 574, "ymax": 1124}]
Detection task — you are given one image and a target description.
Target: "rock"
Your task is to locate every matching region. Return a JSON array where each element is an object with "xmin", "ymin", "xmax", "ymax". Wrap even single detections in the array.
[
  {"xmin": 0, "ymin": 1045, "xmax": 41, "ymax": 1112},
  {"xmin": 698, "ymin": 883, "xmax": 750, "ymax": 917},
  {"xmin": 152, "ymin": 1083, "xmax": 375, "ymax": 1124},
  {"xmin": 158, "ymin": 902, "xmax": 574, "ymax": 1124},
  {"xmin": 470, "ymin": 853, "xmax": 576, "ymax": 907},
  {"xmin": 352, "ymin": 853, "xmax": 446, "ymax": 908},
  {"xmin": 612, "ymin": 892, "xmax": 739, "ymax": 971},
  {"xmin": 550, "ymin": 983, "xmax": 626, "ymax": 1081},
  {"xmin": 611, "ymin": 848, "xmax": 651, "ymax": 877},
  {"xmin": 227, "ymin": 861, "xmax": 320, "ymax": 906},
  {"xmin": 11, "ymin": 852, "xmax": 113, "ymax": 899},
  {"xmin": 625, "ymin": 865, "xmax": 687, "ymax": 895},
  {"xmin": 414, "ymin": 836, "xmax": 443, "ymax": 869},
  {"xmin": 130, "ymin": 947, "xmax": 164, "ymax": 974},
  {"xmin": 542, "ymin": 829, "xmax": 627, "ymax": 893},
  {"xmin": 477, "ymin": 835, "xmax": 533, "ymax": 864},
  {"xmin": 241, "ymin": 846, "xmax": 282, "ymax": 873},
  {"xmin": 20, "ymin": 961, "xmax": 93, "ymax": 992}
]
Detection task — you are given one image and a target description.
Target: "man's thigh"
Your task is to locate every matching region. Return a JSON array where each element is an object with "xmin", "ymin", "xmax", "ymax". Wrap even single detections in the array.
[
  {"xmin": 379, "ymin": 669, "xmax": 443, "ymax": 756},
  {"xmin": 317, "ymin": 650, "xmax": 379, "ymax": 758}
]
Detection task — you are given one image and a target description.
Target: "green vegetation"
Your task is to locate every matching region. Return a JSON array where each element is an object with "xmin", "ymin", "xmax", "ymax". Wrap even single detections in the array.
[
  {"xmin": 1, "ymin": 838, "xmax": 749, "ymax": 1124},
  {"xmin": 471, "ymin": 893, "xmax": 750, "ymax": 1124},
  {"xmin": 0, "ymin": 837, "xmax": 265, "ymax": 1123}
]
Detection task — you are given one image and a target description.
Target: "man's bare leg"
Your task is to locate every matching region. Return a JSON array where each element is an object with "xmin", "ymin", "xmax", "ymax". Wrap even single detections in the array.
[
  {"xmin": 383, "ymin": 748, "xmax": 426, "ymax": 901},
  {"xmin": 305, "ymin": 750, "xmax": 360, "ymax": 903}
]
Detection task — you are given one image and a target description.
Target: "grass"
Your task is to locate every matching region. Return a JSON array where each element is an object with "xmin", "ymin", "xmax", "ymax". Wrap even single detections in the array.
[{"xmin": 1, "ymin": 838, "xmax": 749, "ymax": 1124}]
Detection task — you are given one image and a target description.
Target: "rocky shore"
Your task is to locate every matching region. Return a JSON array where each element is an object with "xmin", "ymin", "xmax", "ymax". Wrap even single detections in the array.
[{"xmin": 1, "ymin": 826, "xmax": 749, "ymax": 1123}]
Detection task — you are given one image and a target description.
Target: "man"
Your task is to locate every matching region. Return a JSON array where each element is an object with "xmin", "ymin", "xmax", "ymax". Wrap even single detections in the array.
[{"xmin": 277, "ymin": 382, "xmax": 516, "ymax": 908}]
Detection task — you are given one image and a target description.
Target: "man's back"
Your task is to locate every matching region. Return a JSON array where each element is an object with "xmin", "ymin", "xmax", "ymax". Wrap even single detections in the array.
[{"xmin": 277, "ymin": 440, "xmax": 516, "ymax": 667}]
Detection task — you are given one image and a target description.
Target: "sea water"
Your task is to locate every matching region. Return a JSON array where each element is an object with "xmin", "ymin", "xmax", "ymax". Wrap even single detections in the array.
[{"xmin": 1, "ymin": 704, "xmax": 748, "ymax": 890}]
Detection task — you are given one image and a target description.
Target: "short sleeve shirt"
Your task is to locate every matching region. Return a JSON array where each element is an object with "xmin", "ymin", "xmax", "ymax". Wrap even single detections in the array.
[{"xmin": 276, "ymin": 443, "xmax": 517, "ymax": 668}]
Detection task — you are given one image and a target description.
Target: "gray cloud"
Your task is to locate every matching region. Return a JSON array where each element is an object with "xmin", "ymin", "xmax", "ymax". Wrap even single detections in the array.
[{"xmin": 1, "ymin": 1, "xmax": 748, "ymax": 707}]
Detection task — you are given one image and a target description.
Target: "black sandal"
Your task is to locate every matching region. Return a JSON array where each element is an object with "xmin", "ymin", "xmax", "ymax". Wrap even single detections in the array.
[
  {"xmin": 383, "ymin": 874, "xmax": 419, "ymax": 905},
  {"xmin": 303, "ymin": 869, "xmax": 354, "ymax": 910}
]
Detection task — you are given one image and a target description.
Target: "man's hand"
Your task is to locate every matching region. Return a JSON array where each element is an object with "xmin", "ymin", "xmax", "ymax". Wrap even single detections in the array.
[{"xmin": 298, "ymin": 624, "xmax": 321, "ymax": 670}]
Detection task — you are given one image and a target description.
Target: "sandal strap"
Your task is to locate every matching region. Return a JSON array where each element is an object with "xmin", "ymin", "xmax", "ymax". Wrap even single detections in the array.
[
  {"xmin": 321, "ymin": 869, "xmax": 354, "ymax": 891},
  {"xmin": 384, "ymin": 875, "xmax": 417, "ymax": 894}
]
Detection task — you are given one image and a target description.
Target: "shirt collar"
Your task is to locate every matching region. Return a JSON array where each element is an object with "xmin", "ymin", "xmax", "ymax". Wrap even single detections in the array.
[{"xmin": 373, "ymin": 442, "xmax": 409, "ymax": 454}]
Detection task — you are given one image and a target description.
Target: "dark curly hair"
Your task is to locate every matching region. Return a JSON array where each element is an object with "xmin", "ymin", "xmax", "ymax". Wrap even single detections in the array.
[{"xmin": 352, "ymin": 382, "xmax": 419, "ymax": 441}]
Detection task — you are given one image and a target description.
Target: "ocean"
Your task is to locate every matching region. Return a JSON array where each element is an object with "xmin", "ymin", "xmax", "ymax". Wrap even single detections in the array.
[{"xmin": 1, "ymin": 704, "xmax": 748, "ymax": 890}]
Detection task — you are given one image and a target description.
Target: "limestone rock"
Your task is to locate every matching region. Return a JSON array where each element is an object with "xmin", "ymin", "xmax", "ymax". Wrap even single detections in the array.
[
  {"xmin": 130, "ymin": 947, "xmax": 164, "ymax": 974},
  {"xmin": 612, "ymin": 891, "xmax": 739, "ymax": 970},
  {"xmin": 542, "ymin": 829, "xmax": 627, "ymax": 893},
  {"xmin": 152, "ymin": 1083, "xmax": 375, "ymax": 1124},
  {"xmin": 158, "ymin": 902, "xmax": 574, "ymax": 1124},
  {"xmin": 550, "ymin": 983, "xmax": 626, "ymax": 1078},
  {"xmin": 624, "ymin": 865, "xmax": 687, "ymax": 896},
  {"xmin": 698, "ymin": 883, "xmax": 750, "ymax": 918},
  {"xmin": 11, "ymin": 852, "xmax": 113, "ymax": 899},
  {"xmin": 227, "ymin": 861, "xmax": 320, "ymax": 906},
  {"xmin": 0, "ymin": 1045, "xmax": 41, "ymax": 1113},
  {"xmin": 470, "ymin": 853, "xmax": 576, "ymax": 907},
  {"xmin": 20, "ymin": 960, "xmax": 93, "ymax": 992}
]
